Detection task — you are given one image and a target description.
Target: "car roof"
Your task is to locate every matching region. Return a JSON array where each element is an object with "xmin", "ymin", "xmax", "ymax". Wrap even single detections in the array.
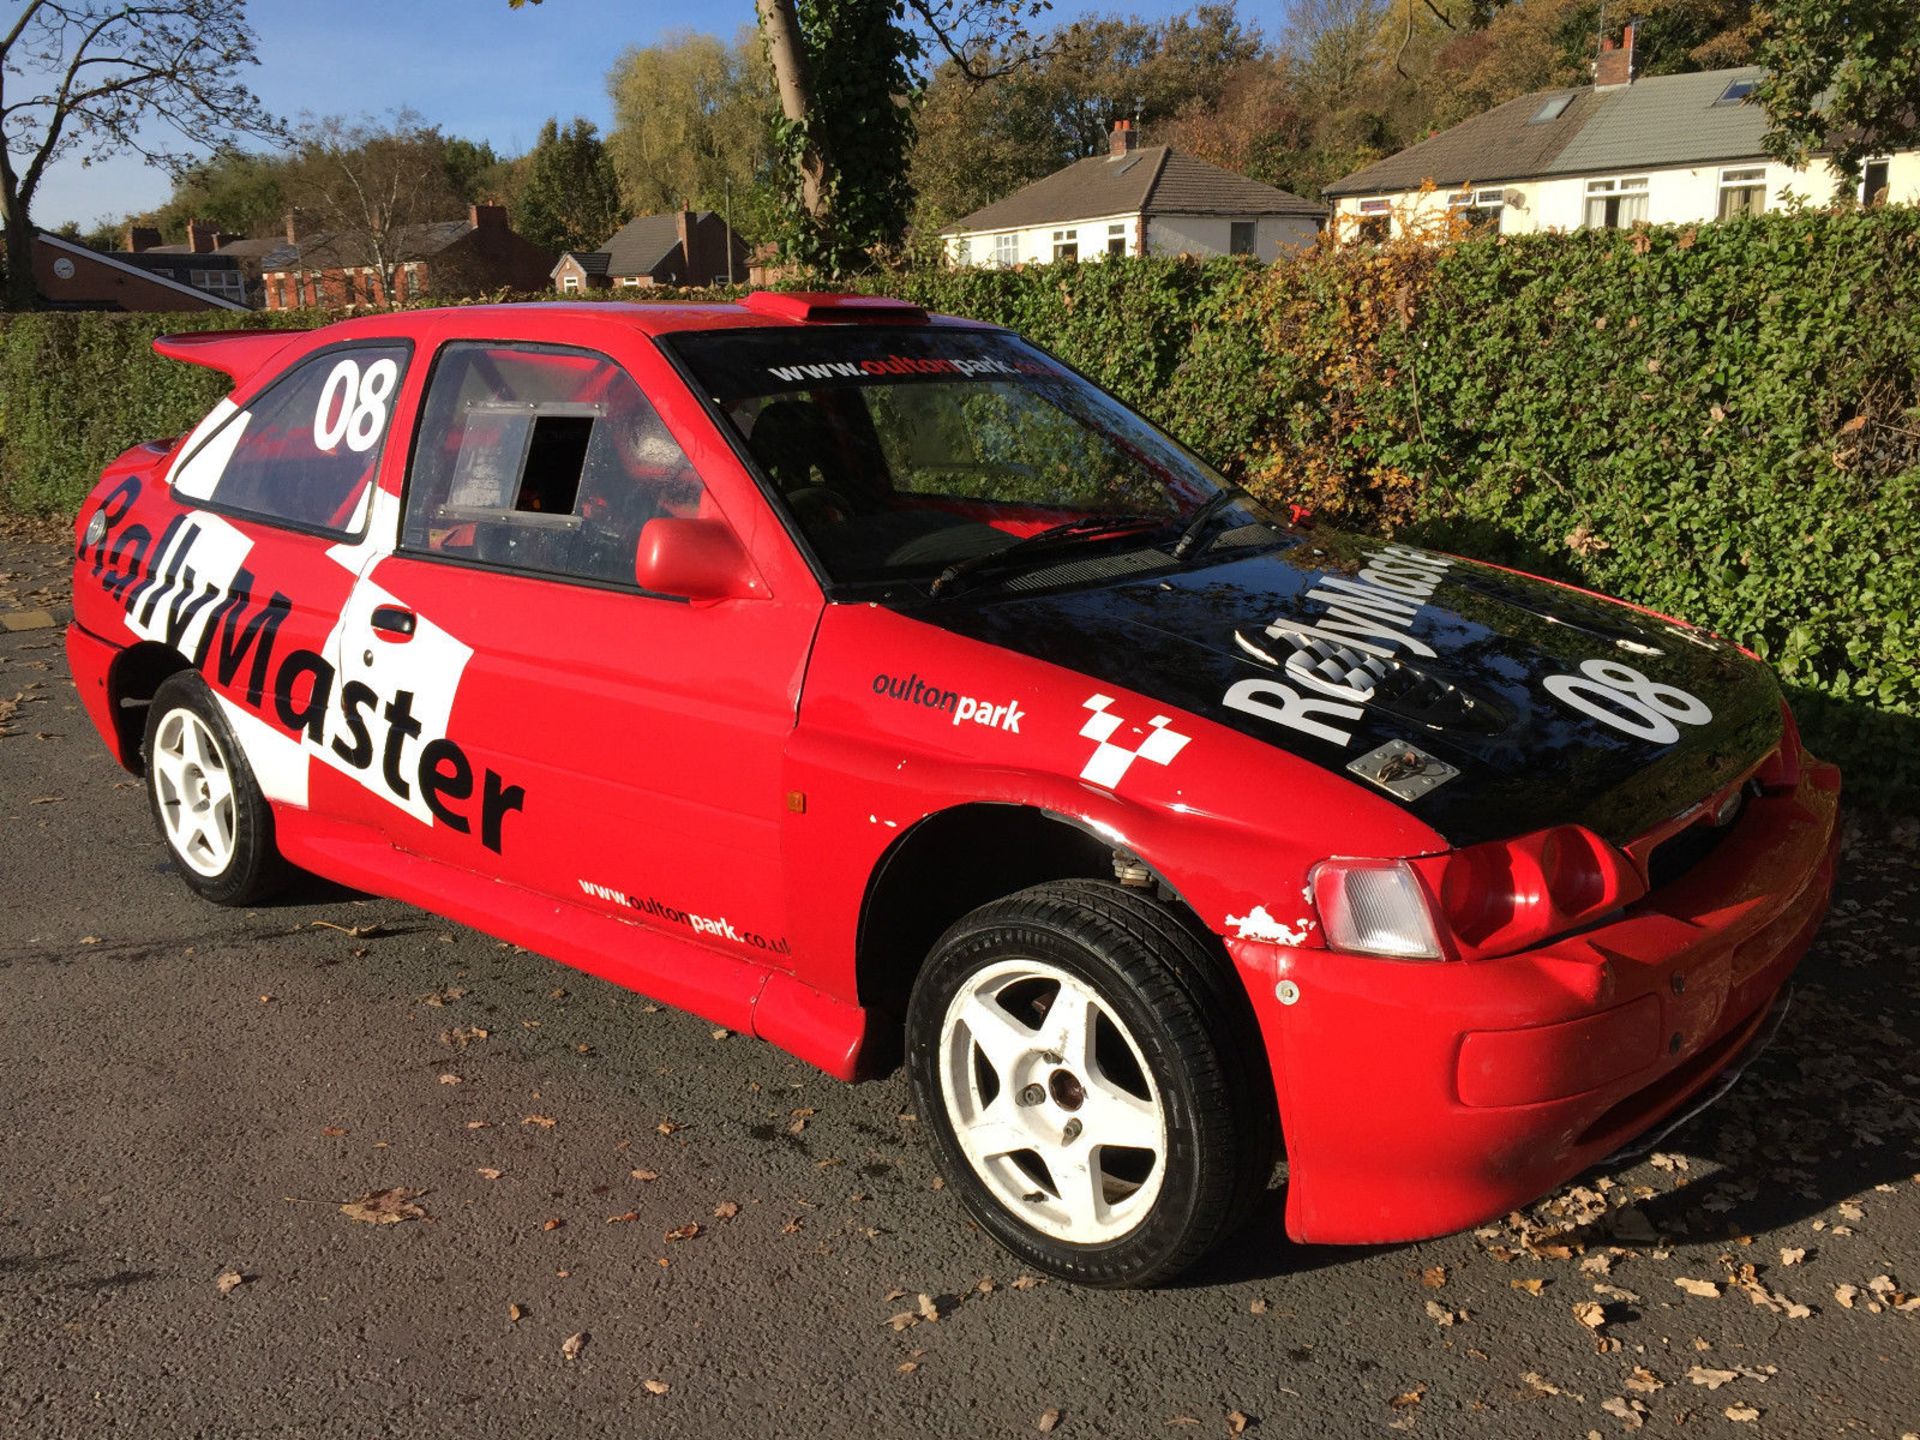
[{"xmin": 321, "ymin": 295, "xmax": 991, "ymax": 340}]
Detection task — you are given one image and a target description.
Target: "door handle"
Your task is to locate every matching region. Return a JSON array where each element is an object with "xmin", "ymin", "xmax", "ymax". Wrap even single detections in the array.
[{"xmin": 370, "ymin": 604, "xmax": 417, "ymax": 641}]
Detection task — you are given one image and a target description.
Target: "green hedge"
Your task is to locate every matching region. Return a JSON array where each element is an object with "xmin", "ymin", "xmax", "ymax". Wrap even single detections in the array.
[{"xmin": 3, "ymin": 210, "xmax": 1915, "ymax": 803}]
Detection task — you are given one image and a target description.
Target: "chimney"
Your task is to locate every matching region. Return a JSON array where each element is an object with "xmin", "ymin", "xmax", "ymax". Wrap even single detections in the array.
[
  {"xmin": 187, "ymin": 218, "xmax": 218, "ymax": 254},
  {"xmin": 1594, "ymin": 21, "xmax": 1636, "ymax": 89},
  {"xmin": 125, "ymin": 225, "xmax": 162, "ymax": 253},
  {"xmin": 1110, "ymin": 118, "xmax": 1136, "ymax": 157},
  {"xmin": 284, "ymin": 209, "xmax": 302, "ymax": 245},
  {"xmin": 469, "ymin": 203, "xmax": 507, "ymax": 231}
]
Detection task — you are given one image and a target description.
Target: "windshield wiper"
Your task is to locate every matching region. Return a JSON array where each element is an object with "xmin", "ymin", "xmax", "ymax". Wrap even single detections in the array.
[
  {"xmin": 928, "ymin": 514, "xmax": 1165, "ymax": 597},
  {"xmin": 1171, "ymin": 485, "xmax": 1249, "ymax": 561}
]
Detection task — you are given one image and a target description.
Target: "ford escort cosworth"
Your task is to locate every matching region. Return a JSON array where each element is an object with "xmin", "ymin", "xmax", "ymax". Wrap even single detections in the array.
[{"xmin": 66, "ymin": 294, "xmax": 1840, "ymax": 1286}]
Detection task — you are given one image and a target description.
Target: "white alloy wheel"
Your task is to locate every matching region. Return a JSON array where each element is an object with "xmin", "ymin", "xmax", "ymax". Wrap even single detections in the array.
[
  {"xmin": 938, "ymin": 956, "xmax": 1168, "ymax": 1243},
  {"xmin": 150, "ymin": 706, "xmax": 238, "ymax": 877}
]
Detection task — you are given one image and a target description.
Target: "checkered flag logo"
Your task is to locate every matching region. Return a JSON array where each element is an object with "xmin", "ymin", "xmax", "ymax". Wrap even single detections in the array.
[{"xmin": 1078, "ymin": 693, "xmax": 1191, "ymax": 789}]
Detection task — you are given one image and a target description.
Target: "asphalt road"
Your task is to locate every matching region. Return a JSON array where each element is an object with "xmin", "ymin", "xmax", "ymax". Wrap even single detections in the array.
[{"xmin": 3, "ymin": 527, "xmax": 1917, "ymax": 1440}]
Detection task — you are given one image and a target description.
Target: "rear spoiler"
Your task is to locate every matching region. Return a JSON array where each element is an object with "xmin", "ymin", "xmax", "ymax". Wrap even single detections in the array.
[{"xmin": 153, "ymin": 328, "xmax": 310, "ymax": 385}]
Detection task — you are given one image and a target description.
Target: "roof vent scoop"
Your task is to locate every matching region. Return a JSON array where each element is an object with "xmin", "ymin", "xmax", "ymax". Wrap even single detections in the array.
[{"xmin": 739, "ymin": 292, "xmax": 927, "ymax": 324}]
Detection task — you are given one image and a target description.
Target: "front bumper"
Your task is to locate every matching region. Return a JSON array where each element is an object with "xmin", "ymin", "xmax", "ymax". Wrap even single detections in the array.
[{"xmin": 1230, "ymin": 758, "xmax": 1842, "ymax": 1246}]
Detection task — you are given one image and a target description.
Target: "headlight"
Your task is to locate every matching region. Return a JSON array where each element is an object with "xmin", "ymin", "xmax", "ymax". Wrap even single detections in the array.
[
  {"xmin": 83, "ymin": 506, "xmax": 108, "ymax": 547},
  {"xmin": 1308, "ymin": 858, "xmax": 1443, "ymax": 959}
]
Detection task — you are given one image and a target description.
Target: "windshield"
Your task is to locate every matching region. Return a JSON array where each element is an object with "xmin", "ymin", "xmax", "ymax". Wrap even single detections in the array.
[{"xmin": 666, "ymin": 326, "xmax": 1262, "ymax": 590}]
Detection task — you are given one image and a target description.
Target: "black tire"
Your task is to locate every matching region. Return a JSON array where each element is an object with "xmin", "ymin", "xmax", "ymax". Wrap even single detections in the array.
[
  {"xmin": 141, "ymin": 670, "xmax": 290, "ymax": 906},
  {"xmin": 905, "ymin": 879, "xmax": 1276, "ymax": 1287}
]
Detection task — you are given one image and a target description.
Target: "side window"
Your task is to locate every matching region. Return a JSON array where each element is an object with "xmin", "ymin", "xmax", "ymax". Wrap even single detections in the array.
[
  {"xmin": 171, "ymin": 344, "xmax": 409, "ymax": 535},
  {"xmin": 402, "ymin": 342, "xmax": 706, "ymax": 588}
]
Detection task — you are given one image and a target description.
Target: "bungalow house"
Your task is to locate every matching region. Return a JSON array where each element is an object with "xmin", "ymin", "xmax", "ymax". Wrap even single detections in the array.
[
  {"xmin": 16, "ymin": 231, "xmax": 248, "ymax": 312},
  {"xmin": 552, "ymin": 210, "xmax": 749, "ymax": 291},
  {"xmin": 940, "ymin": 120, "xmax": 1324, "ymax": 266},
  {"xmin": 261, "ymin": 204, "xmax": 555, "ymax": 310},
  {"xmin": 1325, "ymin": 26, "xmax": 1918, "ymax": 240}
]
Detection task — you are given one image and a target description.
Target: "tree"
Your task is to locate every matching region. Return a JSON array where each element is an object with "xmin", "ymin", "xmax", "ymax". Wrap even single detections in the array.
[
  {"xmin": 1756, "ymin": 0, "xmax": 1920, "ymax": 187},
  {"xmin": 0, "ymin": 0, "xmax": 279, "ymax": 308},
  {"xmin": 512, "ymin": 0, "xmax": 1049, "ymax": 273},
  {"xmin": 606, "ymin": 30, "xmax": 777, "ymax": 224},
  {"xmin": 442, "ymin": 136, "xmax": 505, "ymax": 203},
  {"xmin": 281, "ymin": 111, "xmax": 462, "ymax": 303},
  {"xmin": 135, "ymin": 146, "xmax": 289, "ymax": 241},
  {"xmin": 513, "ymin": 117, "xmax": 625, "ymax": 253}
]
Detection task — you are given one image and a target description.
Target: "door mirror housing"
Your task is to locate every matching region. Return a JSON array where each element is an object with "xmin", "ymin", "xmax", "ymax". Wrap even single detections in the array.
[{"xmin": 635, "ymin": 517, "xmax": 761, "ymax": 601}]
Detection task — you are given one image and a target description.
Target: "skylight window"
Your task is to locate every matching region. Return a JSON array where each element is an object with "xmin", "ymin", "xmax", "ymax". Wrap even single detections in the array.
[
  {"xmin": 1715, "ymin": 78, "xmax": 1759, "ymax": 106},
  {"xmin": 1531, "ymin": 94, "xmax": 1574, "ymax": 124}
]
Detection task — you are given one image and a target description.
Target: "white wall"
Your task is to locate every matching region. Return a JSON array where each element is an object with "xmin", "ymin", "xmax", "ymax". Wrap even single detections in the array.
[
  {"xmin": 1145, "ymin": 213, "xmax": 1319, "ymax": 261},
  {"xmin": 944, "ymin": 208, "xmax": 1320, "ymax": 266},
  {"xmin": 1332, "ymin": 148, "xmax": 1920, "ymax": 240},
  {"xmin": 944, "ymin": 213, "xmax": 1139, "ymax": 267}
]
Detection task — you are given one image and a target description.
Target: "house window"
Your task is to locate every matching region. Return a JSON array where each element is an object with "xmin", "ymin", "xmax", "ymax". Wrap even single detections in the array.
[
  {"xmin": 993, "ymin": 233, "xmax": 1017, "ymax": 267},
  {"xmin": 1531, "ymin": 94, "xmax": 1574, "ymax": 124},
  {"xmin": 1051, "ymin": 229, "xmax": 1078, "ymax": 262},
  {"xmin": 1229, "ymin": 221, "xmax": 1256, "ymax": 255},
  {"xmin": 1448, "ymin": 187, "xmax": 1505, "ymax": 232},
  {"xmin": 561, "ymin": 273, "xmax": 580, "ymax": 293},
  {"xmin": 1107, "ymin": 223, "xmax": 1128, "ymax": 257},
  {"xmin": 1862, "ymin": 157, "xmax": 1892, "ymax": 206},
  {"xmin": 955, "ymin": 236, "xmax": 972, "ymax": 265},
  {"xmin": 619, "ymin": 276, "xmax": 642, "ymax": 289},
  {"xmin": 1717, "ymin": 166, "xmax": 1768, "ymax": 220},
  {"xmin": 1714, "ymin": 78, "xmax": 1758, "ymax": 106},
  {"xmin": 1584, "ymin": 176, "xmax": 1649, "ymax": 229}
]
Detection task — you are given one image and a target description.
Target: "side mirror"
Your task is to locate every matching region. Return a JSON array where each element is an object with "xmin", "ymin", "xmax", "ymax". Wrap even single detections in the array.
[{"xmin": 634, "ymin": 517, "xmax": 761, "ymax": 601}]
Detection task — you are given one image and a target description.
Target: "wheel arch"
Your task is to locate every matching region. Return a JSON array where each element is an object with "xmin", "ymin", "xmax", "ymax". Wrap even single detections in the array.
[
  {"xmin": 852, "ymin": 801, "xmax": 1204, "ymax": 1072},
  {"xmin": 106, "ymin": 641, "xmax": 196, "ymax": 773}
]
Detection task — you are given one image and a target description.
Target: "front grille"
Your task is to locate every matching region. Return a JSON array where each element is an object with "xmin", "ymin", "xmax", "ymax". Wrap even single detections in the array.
[{"xmin": 1001, "ymin": 549, "xmax": 1173, "ymax": 591}]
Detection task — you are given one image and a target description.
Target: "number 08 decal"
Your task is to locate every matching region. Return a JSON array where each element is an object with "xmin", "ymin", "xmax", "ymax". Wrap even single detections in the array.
[
  {"xmin": 313, "ymin": 356, "xmax": 400, "ymax": 454},
  {"xmin": 1543, "ymin": 658, "xmax": 1712, "ymax": 745}
]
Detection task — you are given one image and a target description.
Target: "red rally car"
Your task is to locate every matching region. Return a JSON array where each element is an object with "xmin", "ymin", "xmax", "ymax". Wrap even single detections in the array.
[{"xmin": 66, "ymin": 293, "xmax": 1840, "ymax": 1287}]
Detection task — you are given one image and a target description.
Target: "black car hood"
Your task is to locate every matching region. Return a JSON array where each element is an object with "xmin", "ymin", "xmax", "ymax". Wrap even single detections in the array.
[{"xmin": 910, "ymin": 529, "xmax": 1782, "ymax": 848}]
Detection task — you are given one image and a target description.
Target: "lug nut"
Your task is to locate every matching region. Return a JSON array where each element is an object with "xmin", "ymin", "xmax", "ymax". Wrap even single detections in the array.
[
  {"xmin": 1018, "ymin": 1084, "xmax": 1045, "ymax": 1106},
  {"xmin": 1061, "ymin": 1118, "xmax": 1083, "ymax": 1144}
]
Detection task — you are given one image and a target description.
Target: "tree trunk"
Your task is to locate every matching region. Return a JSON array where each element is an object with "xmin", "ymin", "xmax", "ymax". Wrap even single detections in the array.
[
  {"xmin": 756, "ymin": 0, "xmax": 831, "ymax": 221},
  {"xmin": 0, "ymin": 153, "xmax": 41, "ymax": 311}
]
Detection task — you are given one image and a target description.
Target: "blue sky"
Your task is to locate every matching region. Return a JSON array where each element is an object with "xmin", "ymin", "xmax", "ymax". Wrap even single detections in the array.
[{"xmin": 32, "ymin": 0, "xmax": 1219, "ymax": 230}]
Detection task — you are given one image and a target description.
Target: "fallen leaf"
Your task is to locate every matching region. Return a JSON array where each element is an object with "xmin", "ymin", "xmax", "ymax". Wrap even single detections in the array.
[
  {"xmin": 918, "ymin": 1292, "xmax": 941, "ymax": 1322},
  {"xmin": 711, "ymin": 1027, "xmax": 731, "ymax": 1041},
  {"xmin": 1834, "ymin": 1284, "xmax": 1858, "ymax": 1308},
  {"xmin": 1624, "ymin": 1367, "xmax": 1663, "ymax": 1394},
  {"xmin": 1421, "ymin": 1265, "xmax": 1447, "ymax": 1289},
  {"xmin": 713, "ymin": 1200, "xmax": 740, "ymax": 1219},
  {"xmin": 1037, "ymin": 1409, "xmax": 1061, "ymax": 1433},
  {"xmin": 896, "ymin": 1361, "xmax": 919, "ymax": 1374},
  {"xmin": 339, "ymin": 1187, "xmax": 428, "ymax": 1225},
  {"xmin": 1249, "ymin": 1298, "xmax": 1268, "ymax": 1315},
  {"xmin": 1011, "ymin": 1274, "xmax": 1039, "ymax": 1290},
  {"xmin": 1674, "ymin": 1277, "xmax": 1721, "ymax": 1298},
  {"xmin": 1388, "ymin": 1387, "xmax": 1425, "ymax": 1410},
  {"xmin": 630, "ymin": 1168, "xmax": 659, "ymax": 1182},
  {"xmin": 320, "ymin": 1126, "xmax": 347, "ymax": 1137},
  {"xmin": 1688, "ymin": 1367, "xmax": 1740, "ymax": 1389},
  {"xmin": 509, "ymin": 1303, "xmax": 527, "ymax": 1322},
  {"xmin": 666, "ymin": 1222, "xmax": 701, "ymax": 1241},
  {"xmin": 1779, "ymin": 1247, "xmax": 1806, "ymax": 1266},
  {"xmin": 656, "ymin": 1121, "xmax": 678, "ymax": 1135},
  {"xmin": 522, "ymin": 1114, "xmax": 556, "ymax": 1128},
  {"xmin": 1600, "ymin": 1395, "xmax": 1646, "ymax": 1429},
  {"xmin": 1425, "ymin": 1299, "xmax": 1463, "ymax": 1327},
  {"xmin": 560, "ymin": 1331, "xmax": 587, "ymax": 1361},
  {"xmin": 542, "ymin": 1218, "xmax": 563, "ymax": 1232},
  {"xmin": 1227, "ymin": 1413, "xmax": 1251, "ymax": 1436},
  {"xmin": 214, "ymin": 1269, "xmax": 246, "ymax": 1295},
  {"xmin": 642, "ymin": 1378, "xmax": 669, "ymax": 1395},
  {"xmin": 1725, "ymin": 1405, "xmax": 1760, "ymax": 1422},
  {"xmin": 476, "ymin": 1167, "xmax": 503, "ymax": 1181},
  {"xmin": 886, "ymin": 1311, "xmax": 919, "ymax": 1331},
  {"xmin": 1572, "ymin": 1301, "xmax": 1607, "ymax": 1330},
  {"xmin": 1511, "ymin": 1277, "xmax": 1545, "ymax": 1295},
  {"xmin": 606, "ymin": 1211, "xmax": 640, "ymax": 1224}
]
